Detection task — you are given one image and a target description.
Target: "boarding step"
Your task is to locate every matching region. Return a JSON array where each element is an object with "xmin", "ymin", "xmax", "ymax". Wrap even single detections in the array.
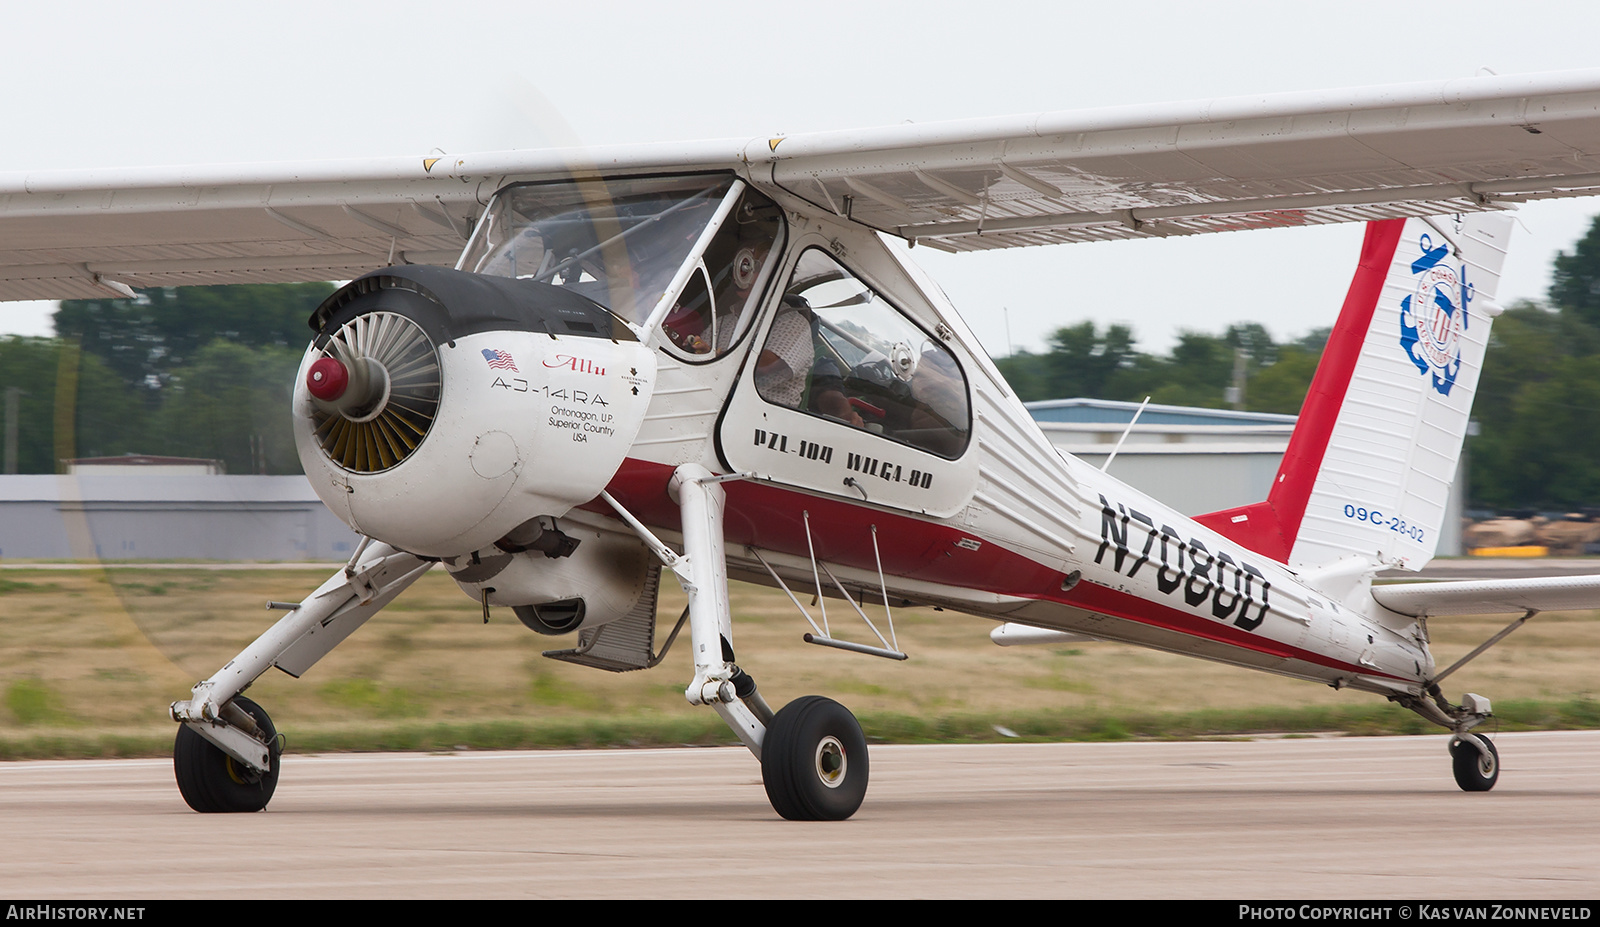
[{"xmin": 543, "ymin": 566, "xmax": 662, "ymax": 672}]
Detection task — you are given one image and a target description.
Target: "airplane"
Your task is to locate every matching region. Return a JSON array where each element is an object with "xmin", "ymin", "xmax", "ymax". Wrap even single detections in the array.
[{"xmin": 5, "ymin": 69, "xmax": 1600, "ymax": 819}]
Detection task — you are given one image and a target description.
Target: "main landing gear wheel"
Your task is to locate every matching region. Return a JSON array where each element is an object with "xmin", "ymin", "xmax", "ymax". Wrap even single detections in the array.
[
  {"xmin": 174, "ymin": 697, "xmax": 282, "ymax": 813},
  {"xmin": 760, "ymin": 696, "xmax": 868, "ymax": 821},
  {"xmin": 1450, "ymin": 735, "xmax": 1499, "ymax": 792}
]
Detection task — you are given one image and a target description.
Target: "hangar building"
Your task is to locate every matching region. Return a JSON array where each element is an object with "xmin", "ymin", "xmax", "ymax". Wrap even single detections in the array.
[{"xmin": 0, "ymin": 472, "xmax": 358, "ymax": 562}]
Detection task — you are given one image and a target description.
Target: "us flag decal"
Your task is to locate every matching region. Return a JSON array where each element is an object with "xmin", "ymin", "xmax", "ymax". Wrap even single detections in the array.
[{"xmin": 481, "ymin": 348, "xmax": 518, "ymax": 371}]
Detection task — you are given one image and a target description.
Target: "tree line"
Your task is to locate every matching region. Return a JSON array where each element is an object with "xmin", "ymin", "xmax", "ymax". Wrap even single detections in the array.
[
  {"xmin": 0, "ymin": 284, "xmax": 332, "ymax": 475},
  {"xmin": 3, "ymin": 217, "xmax": 1600, "ymax": 508},
  {"xmin": 995, "ymin": 321, "xmax": 1326, "ymax": 416}
]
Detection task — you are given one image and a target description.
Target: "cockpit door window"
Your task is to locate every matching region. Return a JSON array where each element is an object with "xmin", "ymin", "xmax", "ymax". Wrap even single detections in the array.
[
  {"xmin": 654, "ymin": 185, "xmax": 786, "ymax": 361},
  {"xmin": 755, "ymin": 248, "xmax": 971, "ymax": 459}
]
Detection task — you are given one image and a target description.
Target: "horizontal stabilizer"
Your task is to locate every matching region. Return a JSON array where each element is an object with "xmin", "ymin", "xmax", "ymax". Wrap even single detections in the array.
[{"xmin": 1372, "ymin": 574, "xmax": 1600, "ymax": 617}]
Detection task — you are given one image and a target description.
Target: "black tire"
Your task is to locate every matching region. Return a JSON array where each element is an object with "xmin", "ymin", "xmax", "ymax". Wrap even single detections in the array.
[
  {"xmin": 760, "ymin": 696, "xmax": 868, "ymax": 821},
  {"xmin": 1451, "ymin": 735, "xmax": 1499, "ymax": 792},
  {"xmin": 174, "ymin": 697, "xmax": 281, "ymax": 813}
]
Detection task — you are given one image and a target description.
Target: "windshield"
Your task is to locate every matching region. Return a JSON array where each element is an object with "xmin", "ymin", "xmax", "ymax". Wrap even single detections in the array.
[{"xmin": 458, "ymin": 175, "xmax": 736, "ymax": 327}]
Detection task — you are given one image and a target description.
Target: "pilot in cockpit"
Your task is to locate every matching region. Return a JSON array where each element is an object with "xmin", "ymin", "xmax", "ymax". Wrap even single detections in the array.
[{"xmin": 661, "ymin": 201, "xmax": 781, "ymax": 359}]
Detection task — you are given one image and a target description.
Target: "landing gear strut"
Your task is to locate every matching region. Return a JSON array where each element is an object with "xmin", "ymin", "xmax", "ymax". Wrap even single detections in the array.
[
  {"xmin": 609, "ymin": 464, "xmax": 871, "ymax": 820},
  {"xmin": 168, "ymin": 540, "xmax": 434, "ymax": 812},
  {"xmin": 1397, "ymin": 684, "xmax": 1500, "ymax": 793},
  {"xmin": 1400, "ymin": 609, "xmax": 1536, "ymax": 794}
]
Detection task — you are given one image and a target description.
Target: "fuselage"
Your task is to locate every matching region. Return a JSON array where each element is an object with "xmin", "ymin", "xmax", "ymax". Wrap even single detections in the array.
[{"xmin": 292, "ymin": 169, "xmax": 1435, "ymax": 702}]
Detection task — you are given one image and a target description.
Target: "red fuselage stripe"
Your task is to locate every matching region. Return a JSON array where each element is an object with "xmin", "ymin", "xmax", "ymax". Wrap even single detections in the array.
[{"xmin": 598, "ymin": 459, "xmax": 1383, "ymax": 679}]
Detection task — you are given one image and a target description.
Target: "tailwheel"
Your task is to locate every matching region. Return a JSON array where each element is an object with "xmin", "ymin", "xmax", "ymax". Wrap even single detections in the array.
[
  {"xmin": 1450, "ymin": 734, "xmax": 1499, "ymax": 792},
  {"xmin": 760, "ymin": 696, "xmax": 868, "ymax": 821},
  {"xmin": 174, "ymin": 697, "xmax": 282, "ymax": 813}
]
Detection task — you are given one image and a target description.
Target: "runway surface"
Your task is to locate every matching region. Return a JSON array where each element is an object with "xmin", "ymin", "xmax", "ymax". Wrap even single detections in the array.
[{"xmin": 2, "ymin": 732, "xmax": 1597, "ymax": 899}]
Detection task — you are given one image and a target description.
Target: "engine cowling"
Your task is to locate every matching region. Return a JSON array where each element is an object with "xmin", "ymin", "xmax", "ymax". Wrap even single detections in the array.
[{"xmin": 292, "ymin": 267, "xmax": 657, "ymax": 558}]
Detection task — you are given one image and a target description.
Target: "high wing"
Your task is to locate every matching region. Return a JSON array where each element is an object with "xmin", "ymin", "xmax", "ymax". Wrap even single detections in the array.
[
  {"xmin": 1373, "ymin": 575, "xmax": 1600, "ymax": 617},
  {"xmin": 7, "ymin": 69, "xmax": 1600, "ymax": 298},
  {"xmin": 756, "ymin": 69, "xmax": 1600, "ymax": 251},
  {"xmin": 0, "ymin": 141, "xmax": 746, "ymax": 300}
]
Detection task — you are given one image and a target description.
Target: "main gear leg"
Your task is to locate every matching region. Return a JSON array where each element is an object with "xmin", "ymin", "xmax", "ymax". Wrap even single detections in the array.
[
  {"xmin": 668, "ymin": 465, "xmax": 868, "ymax": 819},
  {"xmin": 168, "ymin": 540, "xmax": 432, "ymax": 810},
  {"xmin": 668, "ymin": 464, "xmax": 771, "ymax": 755}
]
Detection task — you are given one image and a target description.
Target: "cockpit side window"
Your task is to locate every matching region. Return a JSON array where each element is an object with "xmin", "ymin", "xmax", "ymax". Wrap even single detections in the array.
[
  {"xmin": 657, "ymin": 186, "xmax": 786, "ymax": 361},
  {"xmin": 756, "ymin": 248, "xmax": 971, "ymax": 459}
]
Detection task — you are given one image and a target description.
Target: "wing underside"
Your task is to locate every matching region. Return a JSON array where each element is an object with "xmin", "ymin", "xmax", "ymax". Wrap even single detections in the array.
[
  {"xmin": 755, "ymin": 70, "xmax": 1600, "ymax": 252},
  {"xmin": 0, "ymin": 191, "xmax": 472, "ymax": 300},
  {"xmin": 7, "ymin": 71, "xmax": 1600, "ymax": 297},
  {"xmin": 0, "ymin": 143, "xmax": 743, "ymax": 300}
]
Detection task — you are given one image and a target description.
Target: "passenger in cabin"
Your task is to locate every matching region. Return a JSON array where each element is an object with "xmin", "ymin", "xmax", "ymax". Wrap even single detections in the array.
[
  {"xmin": 756, "ymin": 295, "xmax": 865, "ymax": 428},
  {"xmin": 706, "ymin": 220, "xmax": 778, "ymax": 353},
  {"xmin": 755, "ymin": 295, "xmax": 815, "ymax": 406},
  {"xmin": 662, "ymin": 297, "xmax": 713, "ymax": 354}
]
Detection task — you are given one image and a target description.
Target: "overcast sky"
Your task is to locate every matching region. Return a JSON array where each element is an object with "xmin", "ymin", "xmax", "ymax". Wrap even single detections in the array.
[{"xmin": 4, "ymin": 0, "xmax": 1600, "ymax": 354}]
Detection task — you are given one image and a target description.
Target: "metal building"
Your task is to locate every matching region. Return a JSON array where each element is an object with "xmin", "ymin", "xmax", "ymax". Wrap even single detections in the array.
[{"xmin": 0, "ymin": 474, "xmax": 358, "ymax": 562}]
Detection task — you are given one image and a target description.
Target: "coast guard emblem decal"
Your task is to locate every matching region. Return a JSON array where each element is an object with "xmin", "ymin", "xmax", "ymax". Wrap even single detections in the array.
[{"xmin": 1399, "ymin": 232, "xmax": 1472, "ymax": 397}]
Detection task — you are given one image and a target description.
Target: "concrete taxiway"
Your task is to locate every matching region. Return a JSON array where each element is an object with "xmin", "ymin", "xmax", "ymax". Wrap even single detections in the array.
[{"xmin": 1, "ymin": 732, "xmax": 1597, "ymax": 898}]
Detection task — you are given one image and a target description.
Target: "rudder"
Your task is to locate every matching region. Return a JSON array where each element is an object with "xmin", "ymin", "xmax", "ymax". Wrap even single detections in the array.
[{"xmin": 1195, "ymin": 213, "xmax": 1512, "ymax": 572}]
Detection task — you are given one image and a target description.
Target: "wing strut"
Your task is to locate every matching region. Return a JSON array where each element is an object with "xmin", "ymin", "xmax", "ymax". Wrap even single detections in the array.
[
  {"xmin": 747, "ymin": 513, "xmax": 908, "ymax": 661},
  {"xmin": 1430, "ymin": 609, "xmax": 1537, "ymax": 686}
]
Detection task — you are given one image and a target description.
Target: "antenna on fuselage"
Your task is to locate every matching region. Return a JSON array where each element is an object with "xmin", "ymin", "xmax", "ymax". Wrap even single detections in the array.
[{"xmin": 1100, "ymin": 396, "xmax": 1150, "ymax": 473}]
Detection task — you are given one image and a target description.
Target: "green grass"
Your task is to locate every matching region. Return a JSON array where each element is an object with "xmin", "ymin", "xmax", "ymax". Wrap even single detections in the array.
[
  {"xmin": 5, "ymin": 679, "xmax": 64, "ymax": 726},
  {"xmin": 316, "ymin": 678, "xmax": 430, "ymax": 719},
  {"xmin": 3, "ymin": 565, "xmax": 1599, "ymax": 762}
]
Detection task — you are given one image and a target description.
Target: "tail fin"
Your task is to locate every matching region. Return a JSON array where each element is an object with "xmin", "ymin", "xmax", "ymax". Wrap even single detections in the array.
[{"xmin": 1195, "ymin": 213, "xmax": 1512, "ymax": 572}]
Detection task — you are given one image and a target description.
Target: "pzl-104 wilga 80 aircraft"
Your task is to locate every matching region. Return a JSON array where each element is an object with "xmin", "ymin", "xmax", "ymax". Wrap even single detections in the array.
[{"xmin": 5, "ymin": 70, "xmax": 1600, "ymax": 819}]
